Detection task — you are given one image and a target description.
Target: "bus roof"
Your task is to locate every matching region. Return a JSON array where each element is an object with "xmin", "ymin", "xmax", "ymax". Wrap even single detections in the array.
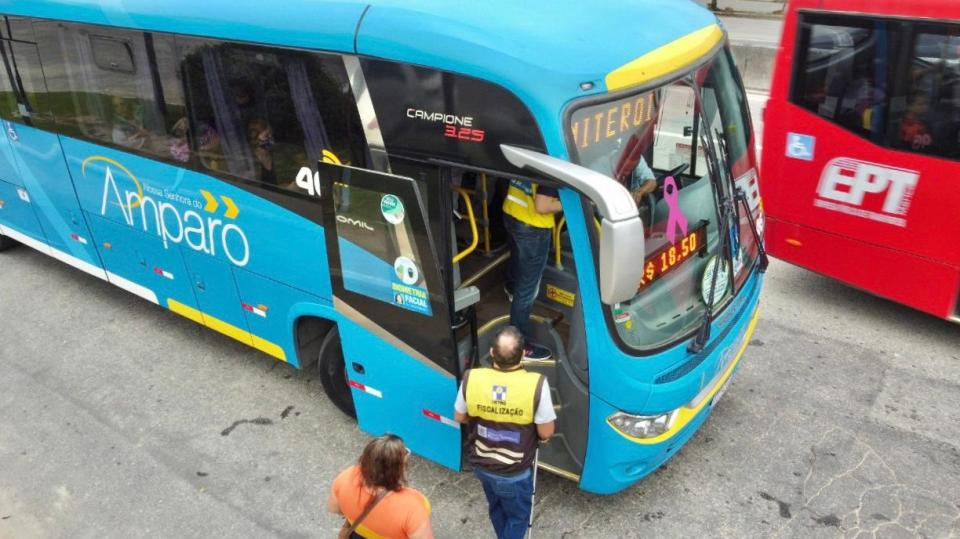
[{"xmin": 2, "ymin": 0, "xmax": 721, "ymax": 155}]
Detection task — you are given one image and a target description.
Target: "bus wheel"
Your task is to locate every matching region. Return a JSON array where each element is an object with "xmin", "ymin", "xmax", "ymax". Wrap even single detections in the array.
[
  {"xmin": 318, "ymin": 327, "xmax": 356, "ymax": 419},
  {"xmin": 0, "ymin": 233, "xmax": 17, "ymax": 252}
]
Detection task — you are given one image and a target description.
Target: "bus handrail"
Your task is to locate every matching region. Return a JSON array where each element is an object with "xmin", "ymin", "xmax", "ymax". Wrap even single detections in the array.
[
  {"xmin": 452, "ymin": 187, "xmax": 479, "ymax": 264},
  {"xmin": 553, "ymin": 217, "xmax": 566, "ymax": 269}
]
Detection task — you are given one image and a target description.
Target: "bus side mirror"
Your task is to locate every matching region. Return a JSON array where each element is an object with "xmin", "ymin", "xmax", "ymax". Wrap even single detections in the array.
[
  {"xmin": 598, "ymin": 216, "xmax": 645, "ymax": 304},
  {"xmin": 500, "ymin": 145, "xmax": 645, "ymax": 305}
]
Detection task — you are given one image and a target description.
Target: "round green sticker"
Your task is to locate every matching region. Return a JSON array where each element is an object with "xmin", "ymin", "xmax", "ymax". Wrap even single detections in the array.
[
  {"xmin": 700, "ymin": 255, "xmax": 730, "ymax": 306},
  {"xmin": 381, "ymin": 194, "xmax": 405, "ymax": 225}
]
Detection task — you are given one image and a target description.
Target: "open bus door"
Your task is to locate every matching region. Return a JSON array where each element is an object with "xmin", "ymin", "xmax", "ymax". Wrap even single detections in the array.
[{"xmin": 317, "ymin": 161, "xmax": 463, "ymax": 470}]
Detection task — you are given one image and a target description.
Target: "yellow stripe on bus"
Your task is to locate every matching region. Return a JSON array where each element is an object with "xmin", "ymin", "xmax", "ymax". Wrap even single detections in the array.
[
  {"xmin": 168, "ymin": 299, "xmax": 205, "ymax": 324},
  {"xmin": 167, "ymin": 299, "xmax": 287, "ymax": 362},
  {"xmin": 252, "ymin": 336, "xmax": 286, "ymax": 361},
  {"xmin": 605, "ymin": 24, "xmax": 724, "ymax": 92}
]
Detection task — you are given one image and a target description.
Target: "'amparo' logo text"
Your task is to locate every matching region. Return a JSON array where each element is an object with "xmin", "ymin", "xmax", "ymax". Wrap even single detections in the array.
[{"xmin": 85, "ymin": 156, "xmax": 251, "ymax": 266}]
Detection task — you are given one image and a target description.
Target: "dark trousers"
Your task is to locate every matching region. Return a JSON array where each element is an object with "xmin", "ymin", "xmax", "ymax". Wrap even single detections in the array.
[
  {"xmin": 474, "ymin": 466, "xmax": 534, "ymax": 539},
  {"xmin": 504, "ymin": 214, "xmax": 552, "ymax": 338}
]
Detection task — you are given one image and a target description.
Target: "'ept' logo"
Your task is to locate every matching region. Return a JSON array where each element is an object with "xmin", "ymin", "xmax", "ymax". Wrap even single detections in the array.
[
  {"xmin": 491, "ymin": 385, "xmax": 507, "ymax": 403},
  {"xmin": 814, "ymin": 158, "xmax": 920, "ymax": 228}
]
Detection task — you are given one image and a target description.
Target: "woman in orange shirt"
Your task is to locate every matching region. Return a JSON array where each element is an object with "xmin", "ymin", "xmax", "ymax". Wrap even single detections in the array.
[{"xmin": 328, "ymin": 434, "xmax": 434, "ymax": 539}]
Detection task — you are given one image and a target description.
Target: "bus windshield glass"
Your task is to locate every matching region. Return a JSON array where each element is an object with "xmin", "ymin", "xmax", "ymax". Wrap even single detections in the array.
[{"xmin": 568, "ymin": 63, "xmax": 746, "ymax": 351}]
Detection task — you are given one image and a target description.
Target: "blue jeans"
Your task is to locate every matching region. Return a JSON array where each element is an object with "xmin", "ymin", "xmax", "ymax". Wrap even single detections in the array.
[
  {"xmin": 474, "ymin": 467, "xmax": 533, "ymax": 539},
  {"xmin": 504, "ymin": 215, "xmax": 551, "ymax": 338}
]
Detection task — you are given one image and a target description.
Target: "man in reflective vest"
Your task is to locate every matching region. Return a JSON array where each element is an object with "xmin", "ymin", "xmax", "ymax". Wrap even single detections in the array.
[
  {"xmin": 502, "ymin": 179, "xmax": 562, "ymax": 361},
  {"xmin": 454, "ymin": 325, "xmax": 556, "ymax": 539}
]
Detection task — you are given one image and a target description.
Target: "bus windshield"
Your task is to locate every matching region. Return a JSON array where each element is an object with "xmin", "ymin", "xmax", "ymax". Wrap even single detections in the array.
[{"xmin": 568, "ymin": 54, "xmax": 751, "ymax": 351}]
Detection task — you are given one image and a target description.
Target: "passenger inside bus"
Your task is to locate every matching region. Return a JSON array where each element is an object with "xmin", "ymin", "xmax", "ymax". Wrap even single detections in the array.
[
  {"xmin": 899, "ymin": 94, "xmax": 933, "ymax": 150},
  {"xmin": 894, "ymin": 32, "xmax": 960, "ymax": 157},
  {"xmin": 168, "ymin": 117, "xmax": 191, "ymax": 163},
  {"xmin": 833, "ymin": 68, "xmax": 884, "ymax": 135},
  {"xmin": 247, "ymin": 118, "xmax": 277, "ymax": 184},
  {"xmin": 196, "ymin": 121, "xmax": 223, "ymax": 172},
  {"xmin": 110, "ymin": 96, "xmax": 150, "ymax": 150}
]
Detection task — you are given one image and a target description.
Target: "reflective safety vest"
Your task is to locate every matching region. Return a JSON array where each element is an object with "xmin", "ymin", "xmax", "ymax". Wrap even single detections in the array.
[
  {"xmin": 463, "ymin": 367, "xmax": 545, "ymax": 475},
  {"xmin": 502, "ymin": 180, "xmax": 555, "ymax": 229}
]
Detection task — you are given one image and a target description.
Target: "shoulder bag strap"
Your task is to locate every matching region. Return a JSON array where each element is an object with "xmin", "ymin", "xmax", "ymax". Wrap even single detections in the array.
[{"xmin": 346, "ymin": 489, "xmax": 390, "ymax": 536}]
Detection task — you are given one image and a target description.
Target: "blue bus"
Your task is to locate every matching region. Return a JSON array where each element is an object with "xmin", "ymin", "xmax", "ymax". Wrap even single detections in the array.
[{"xmin": 0, "ymin": 0, "xmax": 765, "ymax": 494}]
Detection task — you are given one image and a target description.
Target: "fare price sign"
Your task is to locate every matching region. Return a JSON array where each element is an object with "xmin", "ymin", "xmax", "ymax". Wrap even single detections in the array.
[{"xmin": 639, "ymin": 224, "xmax": 707, "ymax": 290}]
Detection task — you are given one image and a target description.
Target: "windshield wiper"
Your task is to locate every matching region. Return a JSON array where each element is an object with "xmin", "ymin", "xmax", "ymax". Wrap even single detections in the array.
[
  {"xmin": 735, "ymin": 188, "xmax": 769, "ymax": 273},
  {"xmin": 688, "ymin": 196, "xmax": 733, "ymax": 354}
]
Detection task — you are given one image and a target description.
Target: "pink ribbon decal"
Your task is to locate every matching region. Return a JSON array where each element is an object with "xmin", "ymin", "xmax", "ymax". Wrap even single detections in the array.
[{"xmin": 663, "ymin": 176, "xmax": 688, "ymax": 245}]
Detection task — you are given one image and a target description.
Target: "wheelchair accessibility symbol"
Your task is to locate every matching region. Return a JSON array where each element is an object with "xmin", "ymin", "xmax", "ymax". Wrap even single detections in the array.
[{"xmin": 786, "ymin": 133, "xmax": 815, "ymax": 161}]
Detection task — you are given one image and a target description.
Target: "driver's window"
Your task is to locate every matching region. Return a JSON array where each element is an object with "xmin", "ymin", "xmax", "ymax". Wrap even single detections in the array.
[{"xmin": 652, "ymin": 84, "xmax": 702, "ymax": 175}]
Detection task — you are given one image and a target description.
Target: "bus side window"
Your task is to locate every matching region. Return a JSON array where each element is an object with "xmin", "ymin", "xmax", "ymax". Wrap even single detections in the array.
[
  {"xmin": 791, "ymin": 16, "xmax": 905, "ymax": 143},
  {"xmin": 0, "ymin": 34, "xmax": 54, "ymax": 131},
  {"xmin": 0, "ymin": 41, "xmax": 21, "ymax": 121},
  {"xmin": 32, "ymin": 21, "xmax": 186, "ymax": 164},
  {"xmin": 0, "ymin": 17, "xmax": 37, "ymax": 122},
  {"xmin": 177, "ymin": 38, "xmax": 368, "ymax": 191},
  {"xmin": 888, "ymin": 25, "xmax": 960, "ymax": 159}
]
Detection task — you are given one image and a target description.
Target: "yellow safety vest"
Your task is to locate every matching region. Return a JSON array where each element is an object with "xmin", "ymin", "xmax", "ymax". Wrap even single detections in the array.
[
  {"xmin": 503, "ymin": 180, "xmax": 556, "ymax": 230},
  {"xmin": 464, "ymin": 367, "xmax": 544, "ymax": 474}
]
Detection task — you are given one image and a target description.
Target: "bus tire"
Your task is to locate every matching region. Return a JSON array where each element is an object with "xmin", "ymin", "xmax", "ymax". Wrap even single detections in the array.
[
  {"xmin": 318, "ymin": 327, "xmax": 356, "ymax": 419},
  {"xmin": 0, "ymin": 232, "xmax": 17, "ymax": 252}
]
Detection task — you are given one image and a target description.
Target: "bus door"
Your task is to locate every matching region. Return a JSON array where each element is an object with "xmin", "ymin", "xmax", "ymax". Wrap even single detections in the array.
[
  {"xmin": 0, "ymin": 39, "xmax": 21, "ymax": 186},
  {"xmin": 318, "ymin": 161, "xmax": 462, "ymax": 470},
  {"xmin": 3, "ymin": 40, "xmax": 102, "ymax": 273},
  {"xmin": 0, "ymin": 121, "xmax": 18, "ymax": 186},
  {"xmin": 0, "ymin": 40, "xmax": 44, "ymax": 242}
]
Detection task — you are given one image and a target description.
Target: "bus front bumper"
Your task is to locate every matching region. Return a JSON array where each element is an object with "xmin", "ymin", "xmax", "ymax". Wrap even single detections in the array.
[
  {"xmin": 579, "ymin": 361, "xmax": 744, "ymax": 494},
  {"xmin": 578, "ymin": 298, "xmax": 761, "ymax": 495}
]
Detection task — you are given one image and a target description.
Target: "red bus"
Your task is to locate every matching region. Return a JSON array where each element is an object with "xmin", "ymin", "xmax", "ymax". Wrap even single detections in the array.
[{"xmin": 762, "ymin": 0, "xmax": 960, "ymax": 319}]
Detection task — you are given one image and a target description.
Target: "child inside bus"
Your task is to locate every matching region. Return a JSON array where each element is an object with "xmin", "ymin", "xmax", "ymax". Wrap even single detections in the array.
[{"xmin": 899, "ymin": 94, "xmax": 933, "ymax": 151}]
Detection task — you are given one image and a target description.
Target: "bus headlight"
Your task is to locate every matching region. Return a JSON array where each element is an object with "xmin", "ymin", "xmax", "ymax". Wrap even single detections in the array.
[{"xmin": 608, "ymin": 410, "xmax": 678, "ymax": 439}]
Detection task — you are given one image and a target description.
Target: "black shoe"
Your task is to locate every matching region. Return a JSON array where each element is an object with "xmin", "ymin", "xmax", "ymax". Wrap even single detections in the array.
[
  {"xmin": 504, "ymin": 284, "xmax": 514, "ymax": 303},
  {"xmin": 523, "ymin": 342, "xmax": 553, "ymax": 361}
]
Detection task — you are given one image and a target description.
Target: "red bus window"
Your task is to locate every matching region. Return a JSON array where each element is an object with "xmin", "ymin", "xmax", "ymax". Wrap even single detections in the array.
[
  {"xmin": 791, "ymin": 15, "xmax": 906, "ymax": 144},
  {"xmin": 888, "ymin": 26, "xmax": 960, "ymax": 159}
]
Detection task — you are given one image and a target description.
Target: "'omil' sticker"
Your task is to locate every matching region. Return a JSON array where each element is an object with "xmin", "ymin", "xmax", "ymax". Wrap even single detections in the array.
[{"xmin": 381, "ymin": 194, "xmax": 405, "ymax": 224}]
